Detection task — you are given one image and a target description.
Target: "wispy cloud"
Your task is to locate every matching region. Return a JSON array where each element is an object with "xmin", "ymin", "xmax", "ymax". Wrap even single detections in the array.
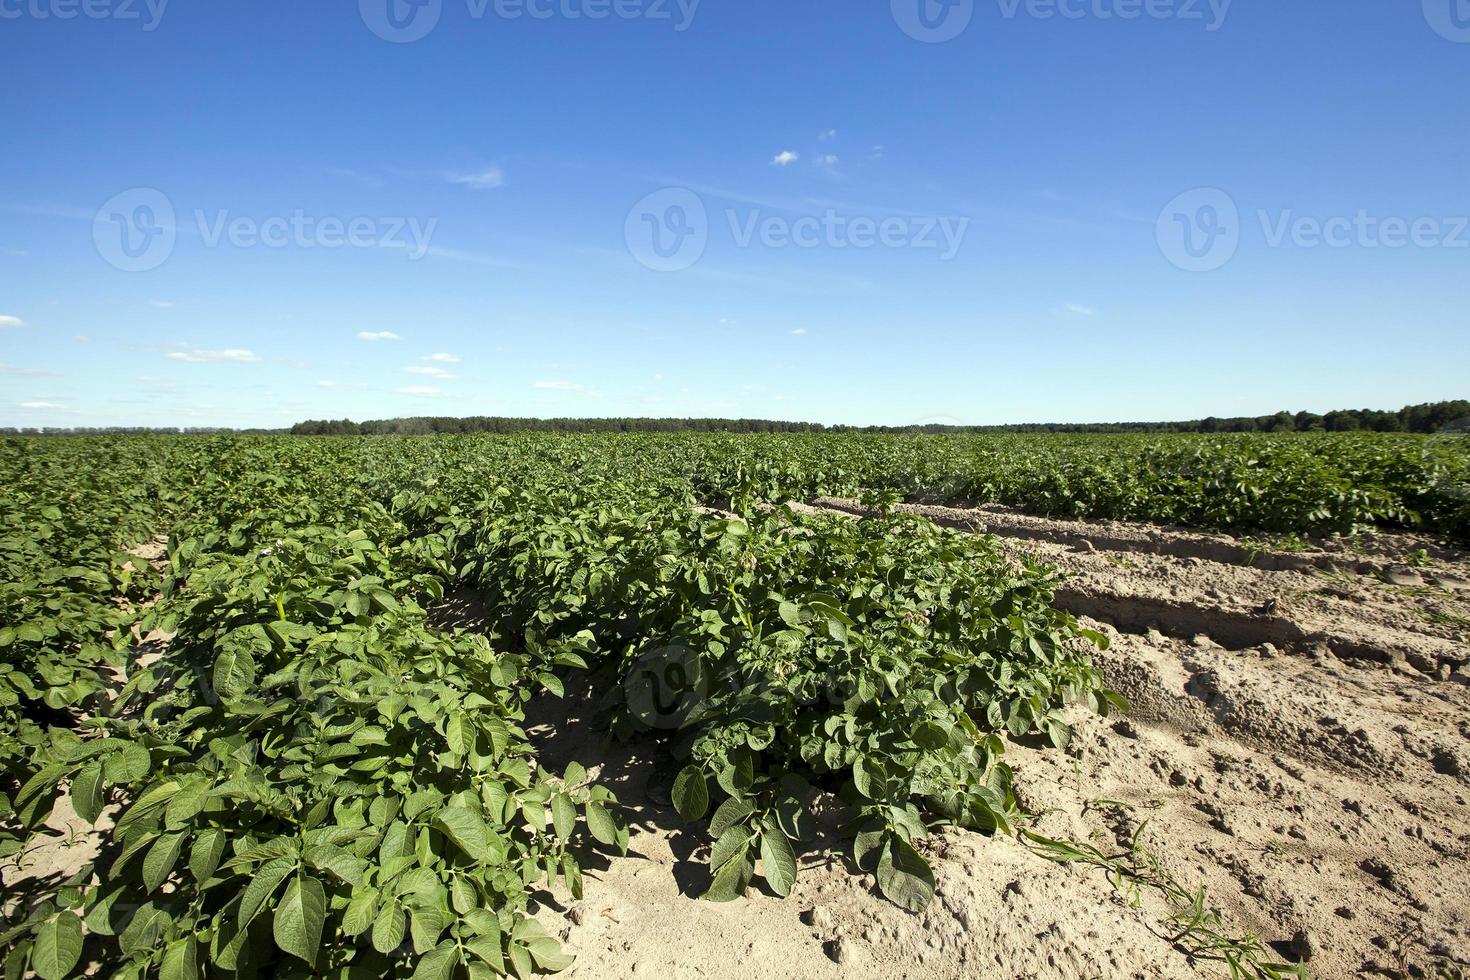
[
  {"xmin": 818, "ymin": 128, "xmax": 838, "ymax": 141},
  {"xmin": 166, "ymin": 349, "xmax": 260, "ymax": 363},
  {"xmin": 1, "ymin": 248, "xmax": 29, "ymax": 257},
  {"xmin": 423, "ymin": 246, "xmax": 521, "ymax": 270},
  {"xmin": 148, "ymin": 300, "xmax": 175, "ymax": 309},
  {"xmin": 317, "ymin": 380, "xmax": 338, "ymax": 388},
  {"xmin": 791, "ymin": 328, "xmax": 807, "ymax": 336},
  {"xmin": 406, "ymin": 366, "xmax": 457, "ymax": 379},
  {"xmin": 815, "ymin": 154, "xmax": 840, "ymax": 168},
  {"xmin": 422, "ymin": 352, "xmax": 461, "ymax": 363},
  {"xmin": 357, "ymin": 330, "xmax": 402, "ymax": 342},
  {"xmin": 17, "ymin": 401, "xmax": 62, "ymax": 409},
  {"xmin": 0, "ymin": 315, "xmax": 25, "ymax": 328},
  {"xmin": 448, "ymin": 167, "xmax": 505, "ymax": 190},
  {"xmin": 328, "ymin": 167, "xmax": 386, "ymax": 190},
  {"xmin": 1, "ymin": 363, "xmax": 50, "ymax": 377},
  {"xmin": 534, "ymin": 380, "xmax": 585, "ymax": 392},
  {"xmin": 771, "ymin": 151, "xmax": 799, "ymax": 167},
  {"xmin": 398, "ymin": 385, "xmax": 442, "ymax": 396},
  {"xmin": 1062, "ymin": 303, "xmax": 1099, "ymax": 317}
]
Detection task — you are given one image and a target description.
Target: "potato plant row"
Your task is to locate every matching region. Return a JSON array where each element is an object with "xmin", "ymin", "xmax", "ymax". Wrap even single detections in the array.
[
  {"xmin": 8, "ymin": 430, "xmax": 1422, "ymax": 977},
  {"xmin": 3, "ymin": 442, "xmax": 629, "ymax": 979}
]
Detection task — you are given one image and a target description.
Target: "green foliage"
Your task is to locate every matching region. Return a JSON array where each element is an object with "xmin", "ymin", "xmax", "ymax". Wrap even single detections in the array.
[{"xmin": 0, "ymin": 430, "xmax": 1396, "ymax": 977}]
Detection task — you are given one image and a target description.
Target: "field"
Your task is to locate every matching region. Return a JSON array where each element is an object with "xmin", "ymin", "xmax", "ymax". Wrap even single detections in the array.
[{"xmin": 2, "ymin": 432, "xmax": 1469, "ymax": 979}]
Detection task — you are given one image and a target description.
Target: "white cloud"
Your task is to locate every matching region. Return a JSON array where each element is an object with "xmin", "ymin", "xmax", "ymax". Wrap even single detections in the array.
[
  {"xmin": 317, "ymin": 380, "xmax": 338, "ymax": 388},
  {"xmin": 815, "ymin": 154, "xmax": 840, "ymax": 168},
  {"xmin": 422, "ymin": 352, "xmax": 461, "ymax": 363},
  {"xmin": 398, "ymin": 386, "xmax": 442, "ymax": 396},
  {"xmin": 406, "ymin": 366, "xmax": 457, "ymax": 379},
  {"xmin": 0, "ymin": 315, "xmax": 25, "ymax": 328},
  {"xmin": 771, "ymin": 151, "xmax": 799, "ymax": 167},
  {"xmin": 818, "ymin": 128, "xmax": 838, "ymax": 141},
  {"xmin": 1063, "ymin": 303, "xmax": 1099, "ymax": 317},
  {"xmin": 448, "ymin": 167, "xmax": 505, "ymax": 190},
  {"xmin": 0, "ymin": 363, "xmax": 48, "ymax": 377},
  {"xmin": 328, "ymin": 167, "xmax": 386, "ymax": 189},
  {"xmin": 534, "ymin": 380, "xmax": 585, "ymax": 392},
  {"xmin": 148, "ymin": 300, "xmax": 175, "ymax": 309},
  {"xmin": 791, "ymin": 328, "xmax": 807, "ymax": 335},
  {"xmin": 166, "ymin": 349, "xmax": 260, "ymax": 363},
  {"xmin": 18, "ymin": 401, "xmax": 61, "ymax": 409},
  {"xmin": 357, "ymin": 331, "xmax": 402, "ymax": 342}
]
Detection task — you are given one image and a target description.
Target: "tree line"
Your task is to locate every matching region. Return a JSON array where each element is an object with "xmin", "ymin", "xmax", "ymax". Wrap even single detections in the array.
[
  {"xmin": 287, "ymin": 401, "xmax": 1470, "ymax": 436},
  {"xmin": 6, "ymin": 401, "xmax": 1466, "ymax": 437}
]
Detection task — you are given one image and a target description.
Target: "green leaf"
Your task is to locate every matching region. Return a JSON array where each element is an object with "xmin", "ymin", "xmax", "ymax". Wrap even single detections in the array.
[
  {"xmin": 759, "ymin": 830, "xmax": 798, "ymax": 898},
  {"xmin": 142, "ymin": 832, "xmax": 186, "ymax": 892},
  {"xmin": 411, "ymin": 942, "xmax": 460, "ymax": 980},
  {"xmin": 118, "ymin": 901, "xmax": 170, "ymax": 957},
  {"xmin": 273, "ymin": 874, "xmax": 326, "ymax": 967},
  {"xmin": 584, "ymin": 801, "xmax": 619, "ymax": 849},
  {"xmin": 410, "ymin": 906, "xmax": 448, "ymax": 955},
  {"xmin": 70, "ymin": 764, "xmax": 103, "ymax": 825},
  {"xmin": 709, "ymin": 827, "xmax": 752, "ymax": 871},
  {"xmin": 343, "ymin": 888, "xmax": 378, "ymax": 936},
  {"xmin": 434, "ymin": 807, "xmax": 499, "ymax": 864},
  {"xmin": 188, "ymin": 829, "xmax": 226, "ymax": 882},
  {"xmin": 671, "ymin": 766, "xmax": 709, "ymax": 822},
  {"xmin": 212, "ymin": 647, "xmax": 256, "ymax": 700},
  {"xmin": 708, "ymin": 797, "xmax": 754, "ymax": 837},
  {"xmin": 876, "ymin": 837, "xmax": 935, "ymax": 912},
  {"xmin": 160, "ymin": 937, "xmax": 201, "ymax": 980},
  {"xmin": 32, "ymin": 912, "xmax": 83, "ymax": 980},
  {"xmin": 551, "ymin": 793, "xmax": 577, "ymax": 840},
  {"xmin": 445, "ymin": 713, "xmax": 471, "ymax": 755},
  {"xmin": 702, "ymin": 851, "xmax": 752, "ymax": 903},
  {"xmin": 372, "ymin": 903, "xmax": 405, "ymax": 954},
  {"xmin": 238, "ymin": 856, "xmax": 294, "ymax": 927}
]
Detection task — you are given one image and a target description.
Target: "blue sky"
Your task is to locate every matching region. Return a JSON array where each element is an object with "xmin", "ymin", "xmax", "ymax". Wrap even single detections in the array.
[{"xmin": 2, "ymin": 0, "xmax": 1467, "ymax": 428}]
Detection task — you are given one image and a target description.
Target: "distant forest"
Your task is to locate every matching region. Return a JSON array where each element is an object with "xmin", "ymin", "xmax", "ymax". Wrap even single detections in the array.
[
  {"xmin": 5, "ymin": 401, "xmax": 1466, "ymax": 437},
  {"xmin": 288, "ymin": 400, "xmax": 1470, "ymax": 436}
]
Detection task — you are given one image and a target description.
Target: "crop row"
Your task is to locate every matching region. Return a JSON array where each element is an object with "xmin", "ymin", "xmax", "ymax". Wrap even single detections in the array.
[{"xmin": 0, "ymin": 431, "xmax": 1372, "ymax": 977}]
